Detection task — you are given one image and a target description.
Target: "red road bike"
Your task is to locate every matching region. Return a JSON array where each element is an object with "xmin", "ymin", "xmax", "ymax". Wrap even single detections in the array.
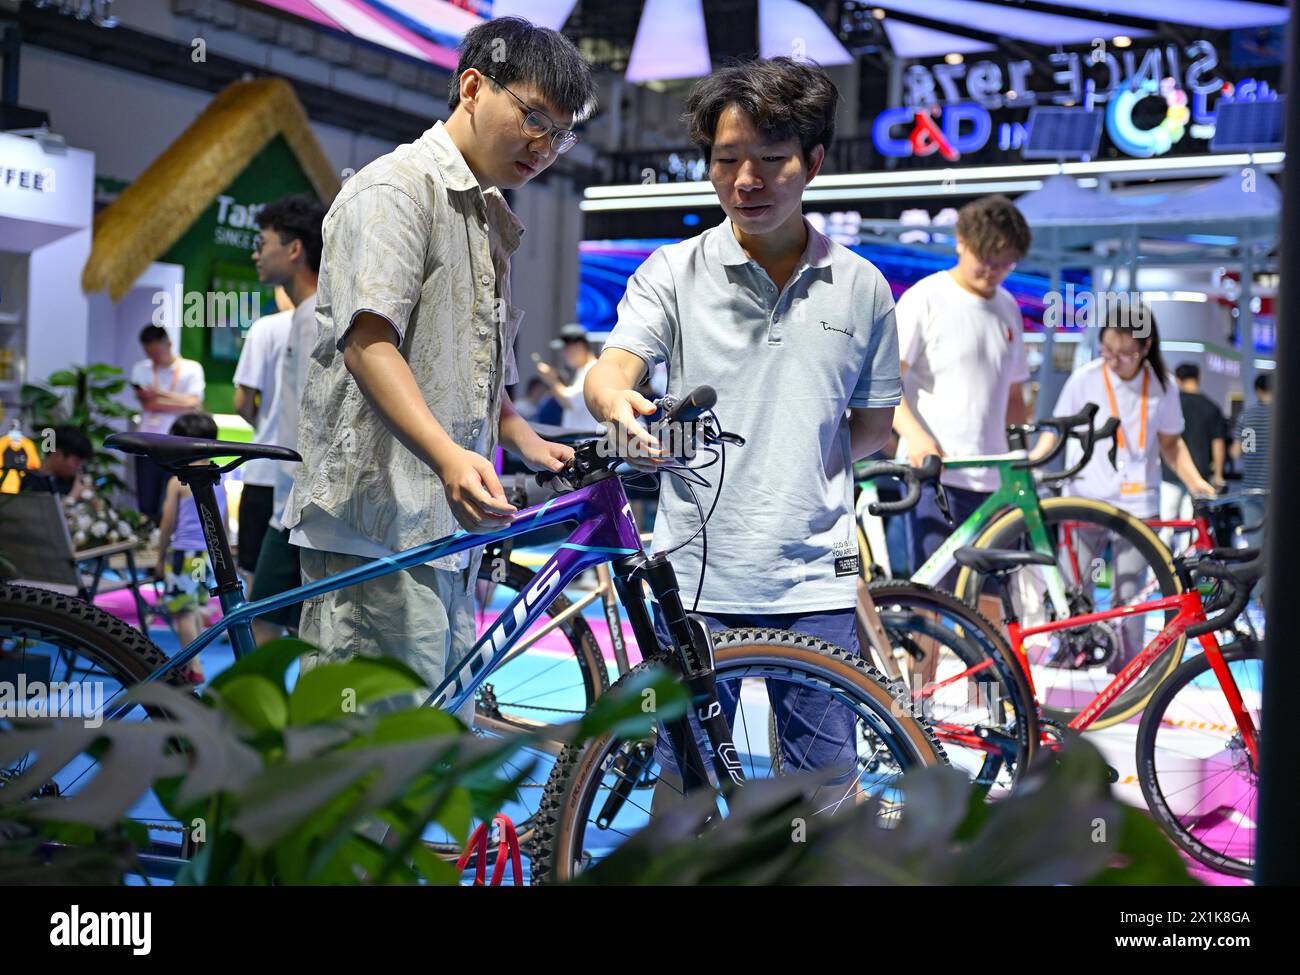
[{"xmin": 920, "ymin": 545, "xmax": 1263, "ymax": 878}]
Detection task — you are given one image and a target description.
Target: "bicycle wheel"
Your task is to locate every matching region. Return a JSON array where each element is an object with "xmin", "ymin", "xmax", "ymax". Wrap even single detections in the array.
[
  {"xmin": 531, "ymin": 628, "xmax": 946, "ymax": 883},
  {"xmin": 956, "ymin": 497, "xmax": 1182, "ymax": 728},
  {"xmin": 1137, "ymin": 639, "xmax": 1262, "ymax": 879},
  {"xmin": 865, "ymin": 580, "xmax": 1037, "ymax": 793},
  {"xmin": 0, "ymin": 584, "xmax": 191, "ymax": 852},
  {"xmin": 420, "ymin": 560, "xmax": 611, "ymax": 859}
]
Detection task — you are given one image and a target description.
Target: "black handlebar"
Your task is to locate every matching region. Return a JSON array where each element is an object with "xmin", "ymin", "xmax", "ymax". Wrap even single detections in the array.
[
  {"xmin": 663, "ymin": 385, "xmax": 717, "ymax": 425},
  {"xmin": 1006, "ymin": 402, "xmax": 1120, "ymax": 483},
  {"xmin": 534, "ymin": 384, "xmax": 726, "ymax": 491},
  {"xmin": 1185, "ymin": 552, "xmax": 1263, "ymax": 638},
  {"xmin": 856, "ymin": 454, "xmax": 950, "ymax": 521}
]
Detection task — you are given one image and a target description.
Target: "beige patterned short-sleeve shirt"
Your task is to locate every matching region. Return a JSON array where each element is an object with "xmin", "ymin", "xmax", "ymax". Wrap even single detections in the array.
[{"xmin": 284, "ymin": 121, "xmax": 525, "ymax": 569}]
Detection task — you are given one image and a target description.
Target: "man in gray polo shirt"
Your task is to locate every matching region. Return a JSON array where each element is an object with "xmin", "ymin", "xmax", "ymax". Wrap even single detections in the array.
[{"xmin": 585, "ymin": 58, "xmax": 900, "ymax": 783}]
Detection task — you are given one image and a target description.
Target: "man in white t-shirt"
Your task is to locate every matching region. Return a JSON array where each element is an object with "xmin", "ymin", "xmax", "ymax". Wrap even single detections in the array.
[
  {"xmin": 891, "ymin": 194, "xmax": 1032, "ymax": 575},
  {"xmin": 243, "ymin": 194, "xmax": 326, "ymax": 645},
  {"xmin": 538, "ymin": 323, "xmax": 602, "ymax": 431},
  {"xmin": 131, "ymin": 325, "xmax": 205, "ymax": 520},
  {"xmin": 232, "ymin": 292, "xmax": 293, "ymax": 590}
]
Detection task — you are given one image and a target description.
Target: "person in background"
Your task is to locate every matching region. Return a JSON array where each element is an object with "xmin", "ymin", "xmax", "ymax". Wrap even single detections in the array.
[
  {"xmin": 1160, "ymin": 362, "xmax": 1226, "ymax": 528},
  {"xmin": 248, "ymin": 196, "xmax": 326, "ymax": 646},
  {"xmin": 131, "ymin": 325, "xmax": 205, "ymax": 521},
  {"xmin": 1231, "ymin": 372, "xmax": 1272, "ymax": 550},
  {"xmin": 18, "ymin": 425, "xmax": 94, "ymax": 495},
  {"xmin": 538, "ymin": 324, "xmax": 602, "ymax": 431},
  {"xmin": 1031, "ymin": 310, "xmax": 1214, "ymax": 673},
  {"xmin": 233, "ymin": 289, "xmax": 294, "ymax": 594},
  {"xmin": 155, "ymin": 411, "xmax": 228, "ymax": 684},
  {"xmin": 891, "ymin": 194, "xmax": 1031, "ymax": 579},
  {"xmin": 514, "ymin": 375, "xmax": 562, "ymax": 426}
]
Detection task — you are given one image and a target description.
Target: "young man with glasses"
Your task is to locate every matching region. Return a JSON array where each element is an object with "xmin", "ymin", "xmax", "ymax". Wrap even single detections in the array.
[
  {"xmin": 235, "ymin": 196, "xmax": 323, "ymax": 606},
  {"xmin": 284, "ymin": 17, "xmax": 597, "ymax": 720},
  {"xmin": 890, "ymin": 194, "xmax": 1033, "ymax": 576}
]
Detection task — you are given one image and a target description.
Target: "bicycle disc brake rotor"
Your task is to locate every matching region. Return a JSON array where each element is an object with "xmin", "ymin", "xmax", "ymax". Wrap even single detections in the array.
[{"xmin": 1227, "ymin": 731, "xmax": 1258, "ymax": 784}]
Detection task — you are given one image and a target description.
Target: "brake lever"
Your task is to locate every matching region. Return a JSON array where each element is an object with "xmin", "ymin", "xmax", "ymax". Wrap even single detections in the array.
[
  {"xmin": 1006, "ymin": 425, "xmax": 1032, "ymax": 452},
  {"xmin": 535, "ymin": 466, "xmax": 575, "ymax": 493},
  {"xmin": 934, "ymin": 480, "xmax": 954, "ymax": 527}
]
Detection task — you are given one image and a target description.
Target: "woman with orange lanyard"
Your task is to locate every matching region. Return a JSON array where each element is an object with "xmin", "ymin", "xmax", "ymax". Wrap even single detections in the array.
[{"xmin": 1031, "ymin": 308, "xmax": 1214, "ymax": 673}]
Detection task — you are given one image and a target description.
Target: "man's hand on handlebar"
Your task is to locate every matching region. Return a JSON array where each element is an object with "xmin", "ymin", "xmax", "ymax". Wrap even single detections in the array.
[
  {"xmin": 599, "ymin": 388, "xmax": 670, "ymax": 472},
  {"xmin": 516, "ymin": 432, "xmax": 574, "ymax": 474},
  {"xmin": 906, "ymin": 433, "xmax": 945, "ymax": 470}
]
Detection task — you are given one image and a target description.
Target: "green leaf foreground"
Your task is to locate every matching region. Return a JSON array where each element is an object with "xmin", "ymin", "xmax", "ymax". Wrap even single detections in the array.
[
  {"xmin": 1, "ymin": 639, "xmax": 687, "ymax": 884},
  {"xmin": 1, "ymin": 637, "xmax": 1193, "ymax": 885}
]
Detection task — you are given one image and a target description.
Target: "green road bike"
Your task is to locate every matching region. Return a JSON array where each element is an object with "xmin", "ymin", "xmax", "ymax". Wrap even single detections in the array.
[{"xmin": 854, "ymin": 405, "xmax": 1184, "ymax": 729}]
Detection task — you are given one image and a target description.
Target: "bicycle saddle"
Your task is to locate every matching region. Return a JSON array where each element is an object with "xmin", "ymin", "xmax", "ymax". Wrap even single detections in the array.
[
  {"xmin": 953, "ymin": 547, "xmax": 1056, "ymax": 575},
  {"xmin": 106, "ymin": 432, "xmax": 301, "ymax": 471}
]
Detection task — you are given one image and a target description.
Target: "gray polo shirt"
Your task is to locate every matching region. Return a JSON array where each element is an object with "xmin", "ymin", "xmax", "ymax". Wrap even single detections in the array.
[{"xmin": 605, "ymin": 217, "xmax": 901, "ymax": 614}]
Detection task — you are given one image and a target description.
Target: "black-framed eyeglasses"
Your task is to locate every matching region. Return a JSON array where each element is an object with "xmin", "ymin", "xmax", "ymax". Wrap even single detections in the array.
[{"xmin": 485, "ymin": 74, "xmax": 578, "ymax": 155}]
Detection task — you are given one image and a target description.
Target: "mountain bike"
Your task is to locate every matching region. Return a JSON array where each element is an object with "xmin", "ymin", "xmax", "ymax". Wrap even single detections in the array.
[
  {"xmin": 856, "ymin": 405, "xmax": 1185, "ymax": 728},
  {"xmin": 517, "ymin": 390, "xmax": 948, "ymax": 881},
  {"xmin": 1, "ymin": 387, "xmax": 945, "ymax": 879}
]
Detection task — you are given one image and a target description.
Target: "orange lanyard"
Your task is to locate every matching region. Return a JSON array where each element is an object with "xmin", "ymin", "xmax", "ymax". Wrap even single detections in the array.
[
  {"xmin": 152, "ymin": 358, "xmax": 182, "ymax": 392},
  {"xmin": 1102, "ymin": 363, "xmax": 1147, "ymax": 452}
]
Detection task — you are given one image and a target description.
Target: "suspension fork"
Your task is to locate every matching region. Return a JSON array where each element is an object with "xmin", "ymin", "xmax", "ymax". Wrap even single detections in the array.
[
  {"xmin": 618, "ymin": 552, "xmax": 746, "ymax": 794},
  {"xmin": 611, "ymin": 557, "xmax": 713, "ymax": 797}
]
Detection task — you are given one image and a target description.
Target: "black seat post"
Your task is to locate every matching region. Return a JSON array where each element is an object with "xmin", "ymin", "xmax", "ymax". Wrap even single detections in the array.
[
  {"xmin": 175, "ymin": 464, "xmax": 242, "ymax": 599},
  {"xmin": 991, "ymin": 572, "xmax": 1020, "ymax": 627}
]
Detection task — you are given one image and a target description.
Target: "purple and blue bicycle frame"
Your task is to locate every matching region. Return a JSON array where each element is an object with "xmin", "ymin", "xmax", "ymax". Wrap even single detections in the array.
[{"xmin": 137, "ymin": 475, "xmax": 643, "ymax": 716}]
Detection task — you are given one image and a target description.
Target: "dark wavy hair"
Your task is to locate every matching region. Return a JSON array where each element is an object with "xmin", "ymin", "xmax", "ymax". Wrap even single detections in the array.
[
  {"xmin": 48, "ymin": 425, "xmax": 93, "ymax": 461},
  {"xmin": 449, "ymin": 16, "xmax": 597, "ymax": 122},
  {"xmin": 257, "ymin": 194, "xmax": 326, "ymax": 274},
  {"xmin": 956, "ymin": 194, "xmax": 1033, "ymax": 261},
  {"xmin": 684, "ymin": 57, "xmax": 839, "ymax": 164}
]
